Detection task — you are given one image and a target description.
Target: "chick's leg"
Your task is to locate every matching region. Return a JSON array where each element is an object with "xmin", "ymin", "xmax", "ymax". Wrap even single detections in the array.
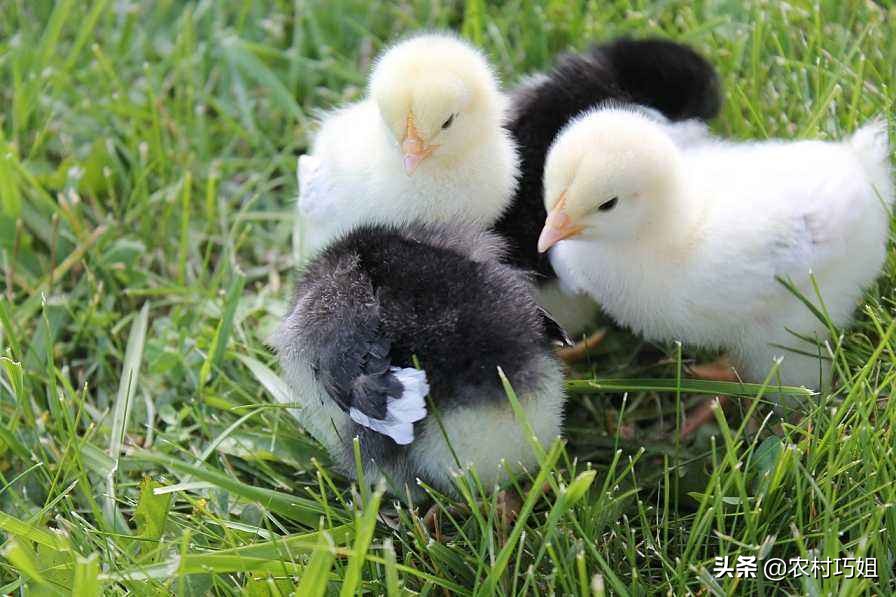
[
  {"xmin": 686, "ymin": 355, "xmax": 738, "ymax": 382},
  {"xmin": 680, "ymin": 395, "xmax": 729, "ymax": 439},
  {"xmin": 557, "ymin": 329, "xmax": 608, "ymax": 365},
  {"xmin": 680, "ymin": 356, "xmax": 737, "ymax": 439}
]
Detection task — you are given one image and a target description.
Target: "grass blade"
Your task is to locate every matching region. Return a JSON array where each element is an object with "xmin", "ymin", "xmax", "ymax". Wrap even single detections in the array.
[
  {"xmin": 72, "ymin": 553, "xmax": 101, "ymax": 597},
  {"xmin": 477, "ymin": 440, "xmax": 564, "ymax": 596},
  {"xmin": 128, "ymin": 451, "xmax": 337, "ymax": 527},
  {"xmin": 565, "ymin": 377, "xmax": 813, "ymax": 397},
  {"xmin": 339, "ymin": 485, "xmax": 383, "ymax": 597},
  {"xmin": 105, "ymin": 302, "xmax": 150, "ymax": 530},
  {"xmin": 295, "ymin": 531, "xmax": 337, "ymax": 597},
  {"xmin": 108, "ymin": 525, "xmax": 352, "ymax": 581},
  {"xmin": 238, "ymin": 354, "xmax": 294, "ymax": 406},
  {"xmin": 2, "ymin": 539, "xmax": 48, "ymax": 588},
  {"xmin": 200, "ymin": 273, "xmax": 245, "ymax": 386},
  {"xmin": 0, "ymin": 512, "xmax": 69, "ymax": 551}
]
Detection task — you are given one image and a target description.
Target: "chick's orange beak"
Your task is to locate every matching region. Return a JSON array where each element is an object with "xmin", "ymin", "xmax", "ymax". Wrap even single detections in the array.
[
  {"xmin": 401, "ymin": 113, "xmax": 436, "ymax": 175},
  {"xmin": 537, "ymin": 192, "xmax": 584, "ymax": 253}
]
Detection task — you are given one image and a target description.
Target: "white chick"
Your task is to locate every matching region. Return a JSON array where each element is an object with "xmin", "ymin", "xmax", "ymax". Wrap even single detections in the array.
[
  {"xmin": 294, "ymin": 33, "xmax": 518, "ymax": 259},
  {"xmin": 495, "ymin": 38, "xmax": 723, "ymax": 335},
  {"xmin": 530, "ymin": 110, "xmax": 715, "ymax": 334},
  {"xmin": 538, "ymin": 107, "xmax": 893, "ymax": 390}
]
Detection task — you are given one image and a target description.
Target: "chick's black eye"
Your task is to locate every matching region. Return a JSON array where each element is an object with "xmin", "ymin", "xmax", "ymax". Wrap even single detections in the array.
[
  {"xmin": 598, "ymin": 197, "xmax": 619, "ymax": 212},
  {"xmin": 441, "ymin": 114, "xmax": 455, "ymax": 129}
]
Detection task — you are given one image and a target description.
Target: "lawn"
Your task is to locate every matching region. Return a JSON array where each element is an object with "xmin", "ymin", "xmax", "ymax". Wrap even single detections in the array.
[{"xmin": 0, "ymin": 0, "xmax": 894, "ymax": 595}]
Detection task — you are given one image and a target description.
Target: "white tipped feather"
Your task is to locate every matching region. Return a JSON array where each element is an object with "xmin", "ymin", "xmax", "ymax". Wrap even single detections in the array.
[
  {"xmin": 348, "ymin": 367, "xmax": 429, "ymax": 445},
  {"xmin": 388, "ymin": 367, "xmax": 430, "ymax": 419}
]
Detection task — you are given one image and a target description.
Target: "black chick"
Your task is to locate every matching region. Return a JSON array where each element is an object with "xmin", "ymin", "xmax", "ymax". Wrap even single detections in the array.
[
  {"xmin": 272, "ymin": 222, "xmax": 568, "ymax": 500},
  {"xmin": 494, "ymin": 38, "xmax": 722, "ymax": 332}
]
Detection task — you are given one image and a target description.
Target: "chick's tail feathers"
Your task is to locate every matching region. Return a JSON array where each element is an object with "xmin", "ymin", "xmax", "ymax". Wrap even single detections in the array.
[
  {"xmin": 598, "ymin": 38, "xmax": 722, "ymax": 122},
  {"xmin": 849, "ymin": 119, "xmax": 894, "ymax": 204},
  {"xmin": 348, "ymin": 367, "xmax": 429, "ymax": 445}
]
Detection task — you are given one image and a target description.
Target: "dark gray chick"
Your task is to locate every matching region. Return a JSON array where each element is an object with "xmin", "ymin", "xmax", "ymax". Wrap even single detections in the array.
[{"xmin": 272, "ymin": 222, "xmax": 568, "ymax": 500}]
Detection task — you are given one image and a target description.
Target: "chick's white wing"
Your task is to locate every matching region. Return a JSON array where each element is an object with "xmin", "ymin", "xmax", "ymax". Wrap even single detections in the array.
[
  {"xmin": 295, "ymin": 101, "xmax": 389, "ymax": 257},
  {"xmin": 297, "ymin": 154, "xmax": 332, "ymax": 219},
  {"xmin": 294, "ymin": 154, "xmax": 342, "ymax": 258},
  {"xmin": 767, "ymin": 159, "xmax": 889, "ymax": 286},
  {"xmin": 697, "ymin": 146, "xmax": 880, "ymax": 316}
]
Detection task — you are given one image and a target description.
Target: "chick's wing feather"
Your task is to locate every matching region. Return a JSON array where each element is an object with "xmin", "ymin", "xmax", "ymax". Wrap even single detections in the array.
[
  {"xmin": 298, "ymin": 101, "xmax": 386, "ymax": 253},
  {"xmin": 762, "ymin": 159, "xmax": 883, "ymax": 283},
  {"xmin": 311, "ymin": 100, "xmax": 382, "ymax": 186},
  {"xmin": 297, "ymin": 154, "xmax": 334, "ymax": 219},
  {"xmin": 694, "ymin": 143, "xmax": 875, "ymax": 313},
  {"xmin": 289, "ymin": 253, "xmax": 403, "ymax": 420}
]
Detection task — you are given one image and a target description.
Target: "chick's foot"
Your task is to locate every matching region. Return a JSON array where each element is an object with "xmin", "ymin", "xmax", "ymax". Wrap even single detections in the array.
[
  {"xmin": 680, "ymin": 395, "xmax": 729, "ymax": 439},
  {"xmin": 557, "ymin": 329, "xmax": 607, "ymax": 365},
  {"xmin": 686, "ymin": 356, "xmax": 738, "ymax": 382}
]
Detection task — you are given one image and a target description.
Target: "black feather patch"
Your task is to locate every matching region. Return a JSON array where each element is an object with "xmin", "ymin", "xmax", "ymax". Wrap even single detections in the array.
[
  {"xmin": 599, "ymin": 38, "xmax": 722, "ymax": 122},
  {"xmin": 278, "ymin": 221, "xmax": 561, "ymax": 463},
  {"xmin": 321, "ymin": 319, "xmax": 402, "ymax": 421}
]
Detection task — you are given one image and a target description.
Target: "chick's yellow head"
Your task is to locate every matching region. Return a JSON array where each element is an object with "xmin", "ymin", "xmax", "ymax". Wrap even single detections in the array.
[
  {"xmin": 539, "ymin": 108, "xmax": 683, "ymax": 250},
  {"xmin": 369, "ymin": 33, "xmax": 503, "ymax": 172}
]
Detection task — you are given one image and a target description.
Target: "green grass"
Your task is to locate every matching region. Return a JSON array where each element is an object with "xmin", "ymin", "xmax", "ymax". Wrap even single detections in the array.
[{"xmin": 1, "ymin": 0, "xmax": 894, "ymax": 594}]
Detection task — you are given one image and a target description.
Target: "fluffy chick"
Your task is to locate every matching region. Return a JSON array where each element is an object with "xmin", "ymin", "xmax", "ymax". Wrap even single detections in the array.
[
  {"xmin": 495, "ymin": 39, "xmax": 722, "ymax": 332},
  {"xmin": 538, "ymin": 107, "xmax": 893, "ymax": 390},
  {"xmin": 295, "ymin": 33, "xmax": 518, "ymax": 258},
  {"xmin": 273, "ymin": 222, "xmax": 566, "ymax": 500}
]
